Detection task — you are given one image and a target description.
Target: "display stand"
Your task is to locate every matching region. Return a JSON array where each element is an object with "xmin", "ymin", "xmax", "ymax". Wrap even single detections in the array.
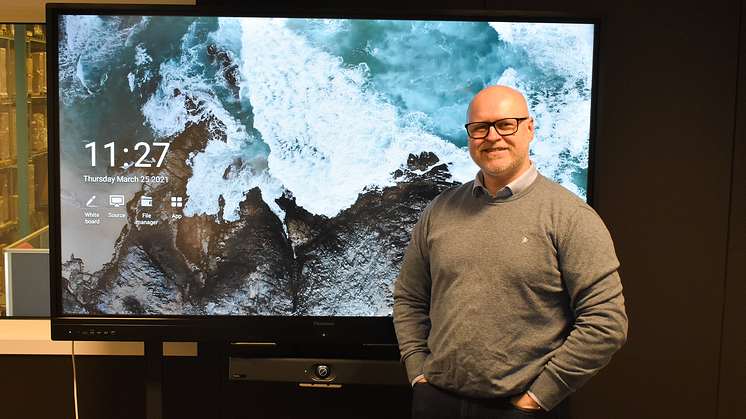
[{"xmin": 145, "ymin": 341, "xmax": 163, "ymax": 419}]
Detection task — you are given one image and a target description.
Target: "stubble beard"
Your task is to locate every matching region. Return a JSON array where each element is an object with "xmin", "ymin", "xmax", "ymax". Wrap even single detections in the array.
[{"xmin": 479, "ymin": 145, "xmax": 528, "ymax": 180}]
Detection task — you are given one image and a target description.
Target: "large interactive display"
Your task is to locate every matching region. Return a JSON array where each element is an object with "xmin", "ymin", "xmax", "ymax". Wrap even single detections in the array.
[{"xmin": 48, "ymin": 4, "xmax": 599, "ymax": 344}]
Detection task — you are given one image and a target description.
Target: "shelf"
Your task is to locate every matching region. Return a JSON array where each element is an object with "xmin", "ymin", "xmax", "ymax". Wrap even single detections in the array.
[
  {"xmin": 0, "ymin": 23, "xmax": 48, "ymax": 313},
  {"xmin": 0, "ymin": 220, "xmax": 18, "ymax": 236}
]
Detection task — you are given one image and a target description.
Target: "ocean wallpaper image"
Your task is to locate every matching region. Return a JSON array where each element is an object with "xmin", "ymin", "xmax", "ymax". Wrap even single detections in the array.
[{"xmin": 57, "ymin": 15, "xmax": 595, "ymax": 316}]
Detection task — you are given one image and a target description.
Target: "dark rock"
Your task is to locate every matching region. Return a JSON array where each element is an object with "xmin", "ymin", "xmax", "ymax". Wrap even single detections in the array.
[{"xmin": 61, "ymin": 120, "xmax": 460, "ymax": 316}]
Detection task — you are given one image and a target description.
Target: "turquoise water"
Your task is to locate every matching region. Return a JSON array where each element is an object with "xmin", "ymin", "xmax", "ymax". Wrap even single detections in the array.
[{"xmin": 59, "ymin": 15, "xmax": 594, "ymax": 220}]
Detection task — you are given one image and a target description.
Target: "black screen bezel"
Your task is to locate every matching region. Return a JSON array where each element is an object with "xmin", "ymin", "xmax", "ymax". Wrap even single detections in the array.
[{"xmin": 47, "ymin": 3, "xmax": 602, "ymax": 347}]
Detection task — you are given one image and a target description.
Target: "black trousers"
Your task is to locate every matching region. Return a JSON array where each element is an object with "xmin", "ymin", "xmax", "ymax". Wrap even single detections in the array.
[{"xmin": 412, "ymin": 383, "xmax": 571, "ymax": 419}]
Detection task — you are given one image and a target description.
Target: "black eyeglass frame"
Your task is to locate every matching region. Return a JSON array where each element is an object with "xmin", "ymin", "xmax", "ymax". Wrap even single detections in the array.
[{"xmin": 464, "ymin": 117, "xmax": 529, "ymax": 139}]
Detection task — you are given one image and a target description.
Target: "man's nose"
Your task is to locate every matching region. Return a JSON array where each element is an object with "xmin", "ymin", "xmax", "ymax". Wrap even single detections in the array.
[{"xmin": 484, "ymin": 126, "xmax": 503, "ymax": 142}]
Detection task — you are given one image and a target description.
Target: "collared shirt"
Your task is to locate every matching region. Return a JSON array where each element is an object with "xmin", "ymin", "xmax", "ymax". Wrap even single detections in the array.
[{"xmin": 472, "ymin": 162, "xmax": 538, "ymax": 198}]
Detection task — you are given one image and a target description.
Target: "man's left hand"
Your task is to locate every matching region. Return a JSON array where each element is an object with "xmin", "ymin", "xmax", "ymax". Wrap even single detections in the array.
[{"xmin": 510, "ymin": 393, "xmax": 542, "ymax": 410}]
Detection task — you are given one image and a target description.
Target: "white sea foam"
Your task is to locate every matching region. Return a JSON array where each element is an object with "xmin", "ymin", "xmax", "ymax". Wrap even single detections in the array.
[
  {"xmin": 490, "ymin": 22, "xmax": 594, "ymax": 198},
  {"xmin": 490, "ymin": 22, "xmax": 594, "ymax": 83},
  {"xmin": 142, "ymin": 18, "xmax": 593, "ymax": 222},
  {"xmin": 238, "ymin": 18, "xmax": 473, "ymax": 217},
  {"xmin": 140, "ymin": 20, "xmax": 284, "ymax": 221},
  {"xmin": 60, "ymin": 15, "xmax": 149, "ymax": 101}
]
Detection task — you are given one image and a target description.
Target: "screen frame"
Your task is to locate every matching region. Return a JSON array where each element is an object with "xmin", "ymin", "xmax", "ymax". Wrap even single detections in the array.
[{"xmin": 47, "ymin": 2, "xmax": 602, "ymax": 347}]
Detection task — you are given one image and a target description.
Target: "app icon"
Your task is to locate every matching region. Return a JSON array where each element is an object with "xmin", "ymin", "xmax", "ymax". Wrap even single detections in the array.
[
  {"xmin": 85, "ymin": 196, "xmax": 96, "ymax": 207},
  {"xmin": 171, "ymin": 197, "xmax": 183, "ymax": 208},
  {"xmin": 110, "ymin": 195, "xmax": 125, "ymax": 207},
  {"xmin": 141, "ymin": 196, "xmax": 153, "ymax": 207}
]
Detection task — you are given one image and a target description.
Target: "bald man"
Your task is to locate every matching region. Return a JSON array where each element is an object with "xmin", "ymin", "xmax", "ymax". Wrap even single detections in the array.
[{"xmin": 393, "ymin": 85, "xmax": 627, "ymax": 418}]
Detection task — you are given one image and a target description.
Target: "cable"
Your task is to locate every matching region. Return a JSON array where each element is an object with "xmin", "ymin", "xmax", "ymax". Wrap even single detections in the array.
[{"xmin": 72, "ymin": 340, "xmax": 80, "ymax": 419}]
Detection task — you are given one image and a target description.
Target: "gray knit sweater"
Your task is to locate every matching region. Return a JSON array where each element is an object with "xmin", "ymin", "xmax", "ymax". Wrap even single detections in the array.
[{"xmin": 393, "ymin": 174, "xmax": 628, "ymax": 410}]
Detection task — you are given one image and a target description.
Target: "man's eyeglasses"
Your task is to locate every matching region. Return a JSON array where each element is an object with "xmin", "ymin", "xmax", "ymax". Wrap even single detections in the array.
[{"xmin": 464, "ymin": 117, "xmax": 529, "ymax": 139}]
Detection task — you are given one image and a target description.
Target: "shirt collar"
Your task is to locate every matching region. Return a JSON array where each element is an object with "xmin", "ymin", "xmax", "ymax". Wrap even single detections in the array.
[{"xmin": 472, "ymin": 162, "xmax": 538, "ymax": 198}]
